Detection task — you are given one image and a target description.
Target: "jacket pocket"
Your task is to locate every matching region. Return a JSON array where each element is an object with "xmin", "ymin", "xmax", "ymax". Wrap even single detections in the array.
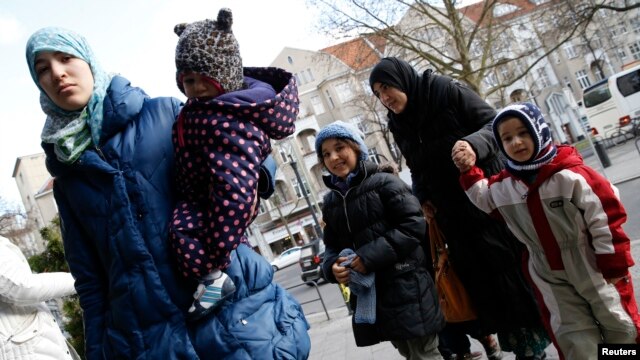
[{"xmin": 8, "ymin": 312, "xmax": 39, "ymax": 344}]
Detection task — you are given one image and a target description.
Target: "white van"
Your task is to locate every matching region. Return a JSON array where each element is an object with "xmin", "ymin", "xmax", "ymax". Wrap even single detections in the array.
[{"xmin": 582, "ymin": 64, "xmax": 640, "ymax": 136}]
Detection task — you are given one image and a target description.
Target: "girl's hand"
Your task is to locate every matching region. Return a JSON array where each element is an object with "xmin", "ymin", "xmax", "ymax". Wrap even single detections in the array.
[
  {"xmin": 349, "ymin": 255, "xmax": 368, "ymax": 274},
  {"xmin": 332, "ymin": 257, "xmax": 350, "ymax": 285},
  {"xmin": 451, "ymin": 140, "xmax": 476, "ymax": 173}
]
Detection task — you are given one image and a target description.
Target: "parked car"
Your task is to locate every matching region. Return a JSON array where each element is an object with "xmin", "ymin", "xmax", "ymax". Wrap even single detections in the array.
[
  {"xmin": 299, "ymin": 239, "xmax": 326, "ymax": 284},
  {"xmin": 270, "ymin": 246, "xmax": 301, "ymax": 271}
]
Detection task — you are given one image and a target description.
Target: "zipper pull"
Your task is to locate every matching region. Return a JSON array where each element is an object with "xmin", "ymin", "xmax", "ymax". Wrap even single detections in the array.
[{"xmin": 95, "ymin": 146, "xmax": 106, "ymax": 160}]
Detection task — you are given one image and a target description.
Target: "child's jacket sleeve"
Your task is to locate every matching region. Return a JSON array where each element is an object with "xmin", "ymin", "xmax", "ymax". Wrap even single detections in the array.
[
  {"xmin": 459, "ymin": 165, "xmax": 500, "ymax": 217},
  {"xmin": 568, "ymin": 166, "xmax": 634, "ymax": 278}
]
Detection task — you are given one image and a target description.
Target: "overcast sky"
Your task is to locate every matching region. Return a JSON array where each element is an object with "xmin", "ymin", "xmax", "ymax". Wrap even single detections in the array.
[{"xmin": 0, "ymin": 0, "xmax": 336, "ymax": 206}]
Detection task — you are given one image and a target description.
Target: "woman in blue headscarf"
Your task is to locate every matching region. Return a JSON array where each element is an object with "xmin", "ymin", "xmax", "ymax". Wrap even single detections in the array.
[{"xmin": 26, "ymin": 27, "xmax": 310, "ymax": 360}]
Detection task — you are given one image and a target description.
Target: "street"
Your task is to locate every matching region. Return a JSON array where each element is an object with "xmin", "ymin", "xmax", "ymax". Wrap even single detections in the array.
[
  {"xmin": 618, "ymin": 178, "xmax": 640, "ymax": 304},
  {"xmin": 618, "ymin": 178, "xmax": 640, "ymax": 241}
]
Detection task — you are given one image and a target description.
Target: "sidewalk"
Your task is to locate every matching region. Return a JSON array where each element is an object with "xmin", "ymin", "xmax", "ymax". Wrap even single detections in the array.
[
  {"xmin": 305, "ymin": 139, "xmax": 640, "ymax": 360},
  {"xmin": 581, "ymin": 137, "xmax": 640, "ymax": 185},
  {"xmin": 306, "ymin": 306, "xmax": 558, "ymax": 360}
]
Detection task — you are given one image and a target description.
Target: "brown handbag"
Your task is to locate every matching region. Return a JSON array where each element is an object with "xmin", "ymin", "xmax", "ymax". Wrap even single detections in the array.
[{"xmin": 429, "ymin": 218, "xmax": 477, "ymax": 323}]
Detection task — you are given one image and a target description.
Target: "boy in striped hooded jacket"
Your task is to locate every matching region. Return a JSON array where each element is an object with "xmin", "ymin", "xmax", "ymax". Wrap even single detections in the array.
[{"xmin": 454, "ymin": 102, "xmax": 640, "ymax": 360}]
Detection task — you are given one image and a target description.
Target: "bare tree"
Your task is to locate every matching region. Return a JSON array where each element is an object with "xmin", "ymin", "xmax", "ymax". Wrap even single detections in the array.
[
  {"xmin": 0, "ymin": 196, "xmax": 27, "ymax": 240},
  {"xmin": 307, "ymin": 0, "xmax": 638, "ymax": 98}
]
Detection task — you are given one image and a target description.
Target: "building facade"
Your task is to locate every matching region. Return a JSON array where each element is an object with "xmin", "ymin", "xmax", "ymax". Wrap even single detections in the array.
[{"xmin": 11, "ymin": 153, "xmax": 55, "ymax": 255}]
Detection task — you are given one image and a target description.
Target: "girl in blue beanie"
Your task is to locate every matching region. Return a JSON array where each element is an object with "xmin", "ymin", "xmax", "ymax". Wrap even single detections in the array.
[{"xmin": 317, "ymin": 120, "xmax": 445, "ymax": 359}]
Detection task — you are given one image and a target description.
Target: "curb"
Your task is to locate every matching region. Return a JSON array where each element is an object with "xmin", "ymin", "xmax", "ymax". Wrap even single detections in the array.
[
  {"xmin": 613, "ymin": 174, "xmax": 640, "ymax": 185},
  {"xmin": 305, "ymin": 307, "xmax": 350, "ymax": 326}
]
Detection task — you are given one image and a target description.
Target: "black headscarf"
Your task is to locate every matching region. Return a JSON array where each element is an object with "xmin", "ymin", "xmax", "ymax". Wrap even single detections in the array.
[{"xmin": 368, "ymin": 57, "xmax": 428, "ymax": 126}]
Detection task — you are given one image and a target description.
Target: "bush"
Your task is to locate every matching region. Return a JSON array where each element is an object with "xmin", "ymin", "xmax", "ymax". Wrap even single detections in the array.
[{"xmin": 28, "ymin": 216, "xmax": 85, "ymax": 359}]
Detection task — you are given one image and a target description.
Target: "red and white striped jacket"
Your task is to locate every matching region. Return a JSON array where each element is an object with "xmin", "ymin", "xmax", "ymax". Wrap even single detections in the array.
[{"xmin": 459, "ymin": 145, "xmax": 634, "ymax": 278}]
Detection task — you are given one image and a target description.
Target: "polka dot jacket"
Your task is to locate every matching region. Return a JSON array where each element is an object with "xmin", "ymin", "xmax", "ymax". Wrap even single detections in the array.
[{"xmin": 170, "ymin": 67, "xmax": 298, "ymax": 278}]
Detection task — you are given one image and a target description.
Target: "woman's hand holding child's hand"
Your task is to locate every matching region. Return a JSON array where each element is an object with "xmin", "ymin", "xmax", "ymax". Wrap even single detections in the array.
[{"xmin": 451, "ymin": 140, "xmax": 476, "ymax": 173}]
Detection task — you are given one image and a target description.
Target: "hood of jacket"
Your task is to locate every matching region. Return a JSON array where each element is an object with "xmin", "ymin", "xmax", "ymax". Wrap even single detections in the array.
[
  {"xmin": 523, "ymin": 145, "xmax": 584, "ymax": 191},
  {"xmin": 181, "ymin": 67, "xmax": 298, "ymax": 141}
]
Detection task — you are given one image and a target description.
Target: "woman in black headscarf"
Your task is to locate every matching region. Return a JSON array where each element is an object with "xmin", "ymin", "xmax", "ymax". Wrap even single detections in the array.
[{"xmin": 369, "ymin": 57, "xmax": 550, "ymax": 360}]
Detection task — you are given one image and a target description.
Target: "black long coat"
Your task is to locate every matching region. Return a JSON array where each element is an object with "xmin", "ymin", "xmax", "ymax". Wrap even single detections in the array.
[
  {"xmin": 321, "ymin": 161, "xmax": 445, "ymax": 347},
  {"xmin": 371, "ymin": 58, "xmax": 543, "ymax": 333}
]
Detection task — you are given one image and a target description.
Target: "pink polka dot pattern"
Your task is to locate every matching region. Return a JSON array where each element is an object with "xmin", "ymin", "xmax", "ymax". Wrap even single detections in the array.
[{"xmin": 169, "ymin": 68, "xmax": 299, "ymax": 279}]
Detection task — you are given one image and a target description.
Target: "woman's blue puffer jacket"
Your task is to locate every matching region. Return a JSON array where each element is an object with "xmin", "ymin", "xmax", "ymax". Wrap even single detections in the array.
[{"xmin": 43, "ymin": 76, "xmax": 310, "ymax": 359}]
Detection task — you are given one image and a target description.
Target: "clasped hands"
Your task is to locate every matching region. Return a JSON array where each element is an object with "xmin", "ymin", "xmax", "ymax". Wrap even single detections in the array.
[{"xmin": 451, "ymin": 140, "xmax": 476, "ymax": 173}]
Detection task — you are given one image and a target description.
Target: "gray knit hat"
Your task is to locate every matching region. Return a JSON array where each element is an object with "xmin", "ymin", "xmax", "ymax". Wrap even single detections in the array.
[{"xmin": 174, "ymin": 8, "xmax": 244, "ymax": 94}]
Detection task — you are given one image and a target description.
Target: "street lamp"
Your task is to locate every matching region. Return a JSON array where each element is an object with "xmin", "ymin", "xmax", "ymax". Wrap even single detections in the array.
[{"xmin": 288, "ymin": 154, "xmax": 324, "ymax": 239}]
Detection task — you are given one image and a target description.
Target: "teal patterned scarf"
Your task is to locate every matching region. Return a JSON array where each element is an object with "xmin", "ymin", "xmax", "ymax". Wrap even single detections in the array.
[{"xmin": 26, "ymin": 27, "xmax": 113, "ymax": 163}]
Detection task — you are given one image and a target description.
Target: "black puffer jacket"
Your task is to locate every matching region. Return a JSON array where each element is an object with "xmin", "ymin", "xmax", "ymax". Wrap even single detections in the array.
[
  {"xmin": 320, "ymin": 161, "xmax": 445, "ymax": 347},
  {"xmin": 370, "ymin": 57, "xmax": 543, "ymax": 333}
]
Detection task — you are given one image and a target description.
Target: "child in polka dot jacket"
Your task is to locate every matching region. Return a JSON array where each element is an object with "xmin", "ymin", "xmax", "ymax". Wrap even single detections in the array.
[{"xmin": 171, "ymin": 8, "xmax": 298, "ymax": 321}]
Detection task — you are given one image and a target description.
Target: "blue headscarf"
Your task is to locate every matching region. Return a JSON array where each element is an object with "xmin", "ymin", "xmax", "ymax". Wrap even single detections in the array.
[
  {"xmin": 492, "ymin": 102, "xmax": 557, "ymax": 177},
  {"xmin": 26, "ymin": 27, "xmax": 113, "ymax": 163}
]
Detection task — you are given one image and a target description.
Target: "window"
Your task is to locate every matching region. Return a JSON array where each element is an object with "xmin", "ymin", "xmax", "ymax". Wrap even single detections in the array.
[
  {"xmin": 630, "ymin": 41, "xmax": 640, "ymax": 61},
  {"xmin": 278, "ymin": 146, "xmax": 289, "ymax": 163},
  {"xmin": 257, "ymin": 202, "xmax": 267, "ymax": 215},
  {"xmin": 294, "ymin": 73, "xmax": 302, "ymax": 86},
  {"xmin": 325, "ymin": 90, "xmax": 335, "ymax": 109},
  {"xmin": 536, "ymin": 67, "xmax": 551, "ymax": 88},
  {"xmin": 483, "ymin": 72, "xmax": 498, "ymax": 88},
  {"xmin": 306, "ymin": 69, "xmax": 315, "ymax": 82},
  {"xmin": 499, "ymin": 66, "xmax": 509, "ymax": 81},
  {"xmin": 306, "ymin": 135, "xmax": 316, "ymax": 154},
  {"xmin": 292, "ymin": 178, "xmax": 311, "ymax": 198},
  {"xmin": 610, "ymin": 25, "xmax": 628, "ymax": 37},
  {"xmin": 300, "ymin": 71, "xmax": 309, "ymax": 84},
  {"xmin": 287, "ymin": 56, "xmax": 294, "ymax": 65},
  {"xmin": 493, "ymin": 3, "xmax": 519, "ymax": 17},
  {"xmin": 310, "ymin": 95, "xmax": 325, "ymax": 115},
  {"xmin": 334, "ymin": 82, "xmax": 353, "ymax": 102},
  {"xmin": 563, "ymin": 42, "xmax": 577, "ymax": 59},
  {"xmin": 368, "ymin": 147, "xmax": 380, "ymax": 164},
  {"xmin": 618, "ymin": 48, "xmax": 628, "ymax": 60},
  {"xmin": 631, "ymin": 17, "xmax": 640, "ymax": 34},
  {"xmin": 351, "ymin": 115, "xmax": 369, "ymax": 134},
  {"xmin": 575, "ymin": 69, "xmax": 591, "ymax": 89},
  {"xmin": 593, "ymin": 66, "xmax": 605, "ymax": 82},
  {"xmin": 617, "ymin": 68, "xmax": 640, "ymax": 97}
]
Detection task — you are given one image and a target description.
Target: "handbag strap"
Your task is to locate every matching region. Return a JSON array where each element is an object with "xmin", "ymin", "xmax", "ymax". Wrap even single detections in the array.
[{"xmin": 428, "ymin": 218, "xmax": 447, "ymax": 267}]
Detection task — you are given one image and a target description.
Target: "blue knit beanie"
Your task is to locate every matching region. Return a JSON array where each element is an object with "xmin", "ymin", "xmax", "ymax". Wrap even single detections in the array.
[
  {"xmin": 315, "ymin": 120, "xmax": 368, "ymax": 161},
  {"xmin": 492, "ymin": 102, "xmax": 557, "ymax": 172}
]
